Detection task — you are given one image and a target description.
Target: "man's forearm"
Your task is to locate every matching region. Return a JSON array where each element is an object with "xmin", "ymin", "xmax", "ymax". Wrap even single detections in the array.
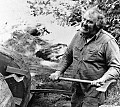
[
  {"xmin": 56, "ymin": 61, "xmax": 71, "ymax": 74},
  {"xmin": 101, "ymin": 67, "xmax": 120, "ymax": 81},
  {"xmin": 56, "ymin": 51, "xmax": 73, "ymax": 74}
]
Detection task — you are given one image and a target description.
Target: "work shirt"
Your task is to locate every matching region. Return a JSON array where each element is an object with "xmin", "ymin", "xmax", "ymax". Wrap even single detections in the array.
[{"xmin": 57, "ymin": 29, "xmax": 120, "ymax": 81}]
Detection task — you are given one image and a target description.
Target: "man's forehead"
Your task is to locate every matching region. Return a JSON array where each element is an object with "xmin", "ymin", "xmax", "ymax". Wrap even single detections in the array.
[{"xmin": 83, "ymin": 10, "xmax": 98, "ymax": 21}]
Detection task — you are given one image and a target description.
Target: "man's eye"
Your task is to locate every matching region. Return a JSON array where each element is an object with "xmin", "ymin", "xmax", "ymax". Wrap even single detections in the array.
[
  {"xmin": 82, "ymin": 18, "xmax": 86, "ymax": 21},
  {"xmin": 82, "ymin": 18, "xmax": 93, "ymax": 24},
  {"xmin": 82, "ymin": 19, "xmax": 85, "ymax": 22},
  {"xmin": 88, "ymin": 20, "xmax": 93, "ymax": 24}
]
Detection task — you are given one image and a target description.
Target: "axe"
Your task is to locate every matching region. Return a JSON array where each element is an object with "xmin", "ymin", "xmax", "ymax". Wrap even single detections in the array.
[{"xmin": 59, "ymin": 77, "xmax": 116, "ymax": 92}]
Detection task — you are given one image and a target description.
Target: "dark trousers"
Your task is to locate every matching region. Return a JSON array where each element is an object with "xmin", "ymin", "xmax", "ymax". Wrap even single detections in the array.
[{"xmin": 71, "ymin": 82, "xmax": 106, "ymax": 107}]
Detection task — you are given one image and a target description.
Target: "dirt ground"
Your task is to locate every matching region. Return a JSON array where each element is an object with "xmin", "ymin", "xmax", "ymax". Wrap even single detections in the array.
[{"xmin": 28, "ymin": 93, "xmax": 71, "ymax": 107}]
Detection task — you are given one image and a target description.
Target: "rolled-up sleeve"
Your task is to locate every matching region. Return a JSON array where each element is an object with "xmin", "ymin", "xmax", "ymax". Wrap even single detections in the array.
[
  {"xmin": 57, "ymin": 47, "xmax": 73, "ymax": 74},
  {"xmin": 56, "ymin": 34, "xmax": 79, "ymax": 74},
  {"xmin": 102, "ymin": 39, "xmax": 120, "ymax": 80}
]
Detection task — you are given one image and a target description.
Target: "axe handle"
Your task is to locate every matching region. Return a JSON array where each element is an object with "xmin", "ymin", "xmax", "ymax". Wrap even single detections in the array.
[
  {"xmin": 59, "ymin": 77, "xmax": 92, "ymax": 84},
  {"xmin": 59, "ymin": 77, "xmax": 116, "ymax": 92}
]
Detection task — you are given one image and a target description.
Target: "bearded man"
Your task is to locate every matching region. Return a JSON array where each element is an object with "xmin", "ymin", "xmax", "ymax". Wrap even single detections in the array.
[{"xmin": 49, "ymin": 7, "xmax": 120, "ymax": 107}]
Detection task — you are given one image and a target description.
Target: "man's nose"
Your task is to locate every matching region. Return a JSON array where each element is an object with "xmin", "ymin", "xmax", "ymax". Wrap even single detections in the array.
[
  {"xmin": 82, "ymin": 20, "xmax": 88, "ymax": 27},
  {"xmin": 83, "ymin": 20, "xmax": 87, "ymax": 25}
]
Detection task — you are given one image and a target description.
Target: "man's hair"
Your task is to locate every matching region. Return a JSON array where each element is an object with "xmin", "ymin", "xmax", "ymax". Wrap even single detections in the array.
[{"xmin": 84, "ymin": 6, "xmax": 106, "ymax": 29}]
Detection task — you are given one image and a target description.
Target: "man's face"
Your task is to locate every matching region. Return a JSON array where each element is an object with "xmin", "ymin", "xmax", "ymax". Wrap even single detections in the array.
[{"xmin": 80, "ymin": 11, "xmax": 97, "ymax": 35}]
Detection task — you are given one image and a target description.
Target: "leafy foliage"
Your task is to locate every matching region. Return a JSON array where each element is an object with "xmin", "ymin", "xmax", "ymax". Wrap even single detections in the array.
[
  {"xmin": 27, "ymin": 0, "xmax": 79, "ymax": 26},
  {"xmin": 98, "ymin": 0, "xmax": 120, "ymax": 42}
]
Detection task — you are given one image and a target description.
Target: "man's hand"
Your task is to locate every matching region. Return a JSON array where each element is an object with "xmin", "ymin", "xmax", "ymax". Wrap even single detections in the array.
[
  {"xmin": 91, "ymin": 77, "xmax": 106, "ymax": 86},
  {"xmin": 49, "ymin": 71, "xmax": 61, "ymax": 81}
]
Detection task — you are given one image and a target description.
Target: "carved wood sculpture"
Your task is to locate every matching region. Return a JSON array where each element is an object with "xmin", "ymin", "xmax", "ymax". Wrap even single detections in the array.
[{"xmin": 0, "ymin": 46, "xmax": 31, "ymax": 107}]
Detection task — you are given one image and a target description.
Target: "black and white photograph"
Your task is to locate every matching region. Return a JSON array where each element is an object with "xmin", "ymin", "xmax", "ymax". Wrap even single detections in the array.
[{"xmin": 0, "ymin": 0, "xmax": 120, "ymax": 107}]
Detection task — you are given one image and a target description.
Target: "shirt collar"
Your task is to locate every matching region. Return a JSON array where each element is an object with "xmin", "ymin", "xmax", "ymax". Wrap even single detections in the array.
[
  {"xmin": 95, "ymin": 29, "xmax": 103, "ymax": 40},
  {"xmin": 87, "ymin": 29, "xmax": 103, "ymax": 43}
]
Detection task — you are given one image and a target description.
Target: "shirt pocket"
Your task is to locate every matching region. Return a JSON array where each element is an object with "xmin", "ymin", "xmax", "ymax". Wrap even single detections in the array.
[
  {"xmin": 85, "ymin": 45, "xmax": 100, "ymax": 61},
  {"xmin": 89, "ymin": 49, "xmax": 98, "ymax": 56}
]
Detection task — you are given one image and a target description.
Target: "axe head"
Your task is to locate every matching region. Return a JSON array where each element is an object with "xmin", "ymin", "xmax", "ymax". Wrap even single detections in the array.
[{"xmin": 96, "ymin": 79, "xmax": 116, "ymax": 92}]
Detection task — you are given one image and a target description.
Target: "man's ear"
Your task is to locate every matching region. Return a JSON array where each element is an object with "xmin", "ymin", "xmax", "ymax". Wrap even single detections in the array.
[{"xmin": 96, "ymin": 16, "xmax": 106, "ymax": 29}]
